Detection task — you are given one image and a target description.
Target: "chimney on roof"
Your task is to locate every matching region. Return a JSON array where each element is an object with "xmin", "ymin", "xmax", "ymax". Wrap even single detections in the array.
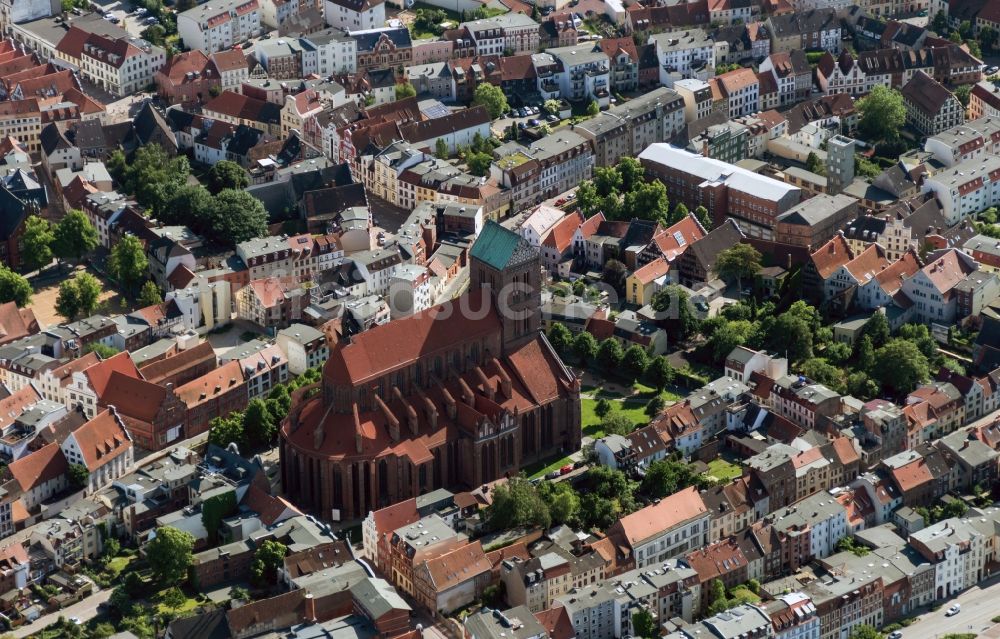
[{"xmin": 304, "ymin": 593, "xmax": 316, "ymax": 622}]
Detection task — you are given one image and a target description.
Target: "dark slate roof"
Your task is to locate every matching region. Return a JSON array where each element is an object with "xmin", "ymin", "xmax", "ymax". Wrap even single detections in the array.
[
  {"xmin": 132, "ymin": 101, "xmax": 174, "ymax": 150},
  {"xmin": 39, "ymin": 122, "xmax": 72, "ymax": 156},
  {"xmin": 352, "ymin": 27, "xmax": 411, "ymax": 54},
  {"xmin": 227, "ymin": 124, "xmax": 265, "ymax": 157},
  {"xmin": 0, "ymin": 186, "xmax": 28, "ymax": 241}
]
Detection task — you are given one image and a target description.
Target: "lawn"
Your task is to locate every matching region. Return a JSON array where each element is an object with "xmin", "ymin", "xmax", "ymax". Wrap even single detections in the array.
[
  {"xmin": 706, "ymin": 458, "xmax": 743, "ymax": 482},
  {"xmin": 106, "ymin": 554, "xmax": 133, "ymax": 577},
  {"xmin": 581, "ymin": 397, "xmax": 649, "ymax": 438},
  {"xmin": 525, "ymin": 454, "xmax": 574, "ymax": 479}
]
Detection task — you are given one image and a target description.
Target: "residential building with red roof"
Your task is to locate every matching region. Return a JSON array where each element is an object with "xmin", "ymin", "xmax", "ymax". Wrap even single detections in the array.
[
  {"xmin": 64, "ymin": 351, "xmax": 141, "ymax": 419},
  {"xmin": 1, "ymin": 442, "xmax": 68, "ymax": 535},
  {"xmin": 98, "ymin": 370, "xmax": 187, "ymax": 451},
  {"xmin": 413, "ymin": 540, "xmax": 491, "ymax": 614},
  {"xmin": 60, "ymin": 407, "xmax": 133, "ymax": 494},
  {"xmin": 685, "ymin": 537, "xmax": 749, "ymax": 606},
  {"xmin": 155, "ymin": 50, "xmax": 221, "ymax": 106},
  {"xmin": 607, "ymin": 486, "xmax": 710, "ymax": 568},
  {"xmin": 899, "ymin": 248, "xmax": 979, "ymax": 323},
  {"xmin": 625, "ymin": 257, "xmax": 670, "ymax": 306},
  {"xmin": 176, "ymin": 360, "xmax": 249, "ymax": 438},
  {"xmin": 235, "ymin": 277, "xmax": 308, "ymax": 330},
  {"xmin": 540, "ymin": 211, "xmax": 583, "ymax": 277},
  {"xmin": 709, "ymin": 67, "xmax": 760, "ymax": 118},
  {"xmin": 821, "ymin": 243, "xmax": 890, "ymax": 305}
]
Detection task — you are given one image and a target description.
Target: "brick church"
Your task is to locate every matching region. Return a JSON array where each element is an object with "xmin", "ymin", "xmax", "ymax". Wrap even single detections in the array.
[{"xmin": 280, "ymin": 222, "xmax": 582, "ymax": 521}]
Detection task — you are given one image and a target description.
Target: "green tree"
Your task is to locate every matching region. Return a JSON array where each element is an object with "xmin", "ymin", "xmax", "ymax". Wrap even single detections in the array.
[
  {"xmin": 466, "ymin": 151, "xmax": 492, "ymax": 176},
  {"xmin": 955, "ymin": 84, "xmax": 971, "ymax": 108},
  {"xmin": 707, "ymin": 578, "xmax": 727, "ymax": 610},
  {"xmin": 575, "ymin": 181, "xmax": 602, "ymax": 217},
  {"xmin": 640, "ymin": 458, "xmax": 705, "ymax": 498},
  {"xmin": 210, "ymin": 190, "xmax": 269, "ymax": 244},
  {"xmin": 146, "ymin": 526, "xmax": 195, "ymax": 586},
  {"xmin": 622, "ymin": 345, "xmax": 649, "ymax": 380},
  {"xmin": 207, "ymin": 414, "xmax": 245, "ymax": 449},
  {"xmin": 472, "ymin": 83, "xmax": 509, "ymax": 119},
  {"xmin": 715, "ymin": 243, "xmax": 762, "ymax": 294},
  {"xmin": 538, "ymin": 480, "xmax": 580, "ymax": 525},
  {"xmin": 594, "ymin": 398, "xmax": 612, "ymax": 418},
  {"xmin": 769, "ymin": 313, "xmax": 814, "ymax": 363},
  {"xmin": 125, "ymin": 144, "xmax": 191, "ymax": 212},
  {"xmin": 547, "ymin": 322, "xmax": 573, "ymax": 355},
  {"xmin": 138, "ymin": 281, "xmax": 163, "ymax": 307},
  {"xmin": 435, "ymin": 137, "xmax": 449, "ymax": 159},
  {"xmin": 55, "ymin": 279, "xmax": 80, "ymax": 320},
  {"xmin": 244, "ymin": 398, "xmax": 277, "ymax": 449},
  {"xmin": 981, "ymin": 25, "xmax": 998, "ymax": 52},
  {"xmin": 801, "ymin": 358, "xmax": 843, "ymax": 391},
  {"xmin": 932, "ymin": 10, "xmax": 947, "ymax": 34},
  {"xmin": 602, "ymin": 259, "xmax": 628, "ymax": 295},
  {"xmin": 102, "ymin": 538, "xmax": 121, "ymax": 563},
  {"xmin": 601, "ymin": 411, "xmax": 633, "ymax": 436},
  {"xmin": 544, "ymin": 99, "xmax": 562, "ymax": 116},
  {"xmin": 206, "ymin": 160, "xmax": 249, "ymax": 194},
  {"xmin": 872, "ymin": 339, "xmax": 929, "ymax": 394},
  {"xmin": 485, "ymin": 477, "xmax": 550, "ymax": 531},
  {"xmin": 53, "ymin": 210, "xmax": 98, "ymax": 263},
  {"xmin": 160, "ymin": 184, "xmax": 216, "ymax": 232},
  {"xmin": 251, "ymin": 540, "xmax": 288, "ymax": 585},
  {"xmin": 632, "ymin": 609, "xmax": 657, "ymax": 639},
  {"xmin": 86, "ymin": 343, "xmax": 120, "ymax": 359},
  {"xmin": 651, "ymin": 285, "xmax": 700, "ymax": 341},
  {"xmin": 68, "ymin": 463, "xmax": 89, "ymax": 489},
  {"xmin": 849, "ymin": 625, "xmax": 884, "ymax": 639},
  {"xmin": 162, "ymin": 586, "xmax": 186, "ymax": 612},
  {"xmin": 707, "ymin": 319, "xmax": 756, "ymax": 362},
  {"xmin": 644, "ymin": 356, "xmax": 674, "ymax": 391},
  {"xmin": 694, "ymin": 205, "xmax": 712, "ymax": 230},
  {"xmin": 593, "ymin": 166, "xmax": 622, "ymax": 197},
  {"xmin": 573, "ymin": 331, "xmax": 599, "ymax": 364},
  {"xmin": 597, "ymin": 337, "xmax": 624, "ymax": 370},
  {"xmin": 623, "ymin": 180, "xmax": 668, "ymax": 222},
  {"xmin": 109, "ymin": 235, "xmax": 149, "ymax": 297},
  {"xmin": 577, "ymin": 465, "xmax": 636, "ymax": 529},
  {"xmin": 394, "ymin": 82, "xmax": 417, "ymax": 101},
  {"xmin": 586, "ymin": 99, "xmax": 599, "ymax": 116},
  {"xmin": 21, "ymin": 215, "xmax": 54, "ymax": 272},
  {"xmin": 229, "ymin": 585, "xmax": 251, "ymax": 601},
  {"xmin": 618, "ymin": 157, "xmax": 644, "ymax": 192},
  {"xmin": 644, "ymin": 396, "xmax": 665, "ymax": 418},
  {"xmin": 857, "ymin": 85, "xmax": 905, "ymax": 142}
]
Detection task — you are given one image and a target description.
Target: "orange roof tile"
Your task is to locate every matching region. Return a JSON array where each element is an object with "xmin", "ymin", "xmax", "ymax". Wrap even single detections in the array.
[
  {"xmin": 71, "ymin": 409, "xmax": 131, "ymax": 472},
  {"xmin": 874, "ymin": 249, "xmax": 921, "ymax": 295},
  {"xmin": 541, "ymin": 211, "xmax": 583, "ymax": 253},
  {"xmin": 810, "ymin": 234, "xmax": 854, "ymax": 279},
  {"xmin": 175, "ymin": 360, "xmax": 245, "ymax": 408},
  {"xmin": 615, "ymin": 487, "xmax": 707, "ymax": 546},
  {"xmin": 8, "ymin": 442, "xmax": 67, "ymax": 492},
  {"xmin": 631, "ymin": 257, "xmax": 670, "ymax": 285},
  {"xmin": 890, "ymin": 458, "xmax": 933, "ymax": 492},
  {"xmin": 83, "ymin": 352, "xmax": 141, "ymax": 400},
  {"xmin": 419, "ymin": 541, "xmax": 491, "ymax": 591},
  {"xmin": 843, "ymin": 243, "xmax": 889, "ymax": 283}
]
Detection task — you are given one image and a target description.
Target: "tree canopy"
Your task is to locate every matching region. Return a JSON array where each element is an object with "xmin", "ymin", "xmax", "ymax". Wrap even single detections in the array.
[
  {"xmin": 53, "ymin": 210, "xmax": 98, "ymax": 263},
  {"xmin": 0, "ymin": 265, "xmax": 32, "ymax": 306},
  {"xmin": 251, "ymin": 540, "xmax": 288, "ymax": 585},
  {"xmin": 108, "ymin": 235, "xmax": 149, "ymax": 297},
  {"xmin": 472, "ymin": 83, "xmax": 509, "ymax": 119},
  {"xmin": 21, "ymin": 215, "xmax": 54, "ymax": 272},
  {"xmin": 206, "ymin": 160, "xmax": 249, "ymax": 194},
  {"xmin": 857, "ymin": 86, "xmax": 905, "ymax": 142},
  {"xmin": 146, "ymin": 526, "xmax": 194, "ymax": 586},
  {"xmin": 210, "ymin": 190, "xmax": 269, "ymax": 243}
]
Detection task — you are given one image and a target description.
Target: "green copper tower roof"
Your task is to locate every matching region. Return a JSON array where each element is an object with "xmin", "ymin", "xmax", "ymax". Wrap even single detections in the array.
[{"xmin": 470, "ymin": 221, "xmax": 535, "ymax": 270}]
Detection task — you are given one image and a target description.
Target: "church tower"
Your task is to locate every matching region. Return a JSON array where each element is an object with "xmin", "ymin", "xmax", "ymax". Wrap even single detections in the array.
[{"xmin": 469, "ymin": 221, "xmax": 542, "ymax": 353}]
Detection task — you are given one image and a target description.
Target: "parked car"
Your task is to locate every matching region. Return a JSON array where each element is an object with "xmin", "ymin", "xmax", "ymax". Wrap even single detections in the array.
[
  {"xmin": 887, "ymin": 632, "xmax": 902, "ymax": 639},
  {"xmin": 988, "ymin": 65, "xmax": 999, "ymax": 75},
  {"xmin": 144, "ymin": 16, "xmax": 159, "ymax": 24},
  {"xmin": 108, "ymin": 15, "xmax": 120, "ymax": 23},
  {"xmin": 546, "ymin": 114, "xmax": 559, "ymax": 123},
  {"xmin": 545, "ymin": 470, "xmax": 561, "ymax": 480},
  {"xmin": 560, "ymin": 464, "xmax": 573, "ymax": 475},
  {"xmin": 946, "ymin": 604, "xmax": 961, "ymax": 616},
  {"xmin": 554, "ymin": 198, "xmax": 566, "ymax": 206},
  {"xmin": 528, "ymin": 118, "xmax": 540, "ymax": 126}
]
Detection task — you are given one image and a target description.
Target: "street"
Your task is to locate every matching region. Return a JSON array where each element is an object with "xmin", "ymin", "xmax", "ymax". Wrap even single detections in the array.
[
  {"xmin": 11, "ymin": 588, "xmax": 112, "ymax": 639},
  {"xmin": 897, "ymin": 574, "xmax": 1000, "ymax": 638}
]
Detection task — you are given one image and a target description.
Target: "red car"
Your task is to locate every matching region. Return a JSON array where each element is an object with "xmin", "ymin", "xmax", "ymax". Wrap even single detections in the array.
[
  {"xmin": 560, "ymin": 464, "xmax": 574, "ymax": 475},
  {"xmin": 554, "ymin": 198, "xmax": 566, "ymax": 206}
]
